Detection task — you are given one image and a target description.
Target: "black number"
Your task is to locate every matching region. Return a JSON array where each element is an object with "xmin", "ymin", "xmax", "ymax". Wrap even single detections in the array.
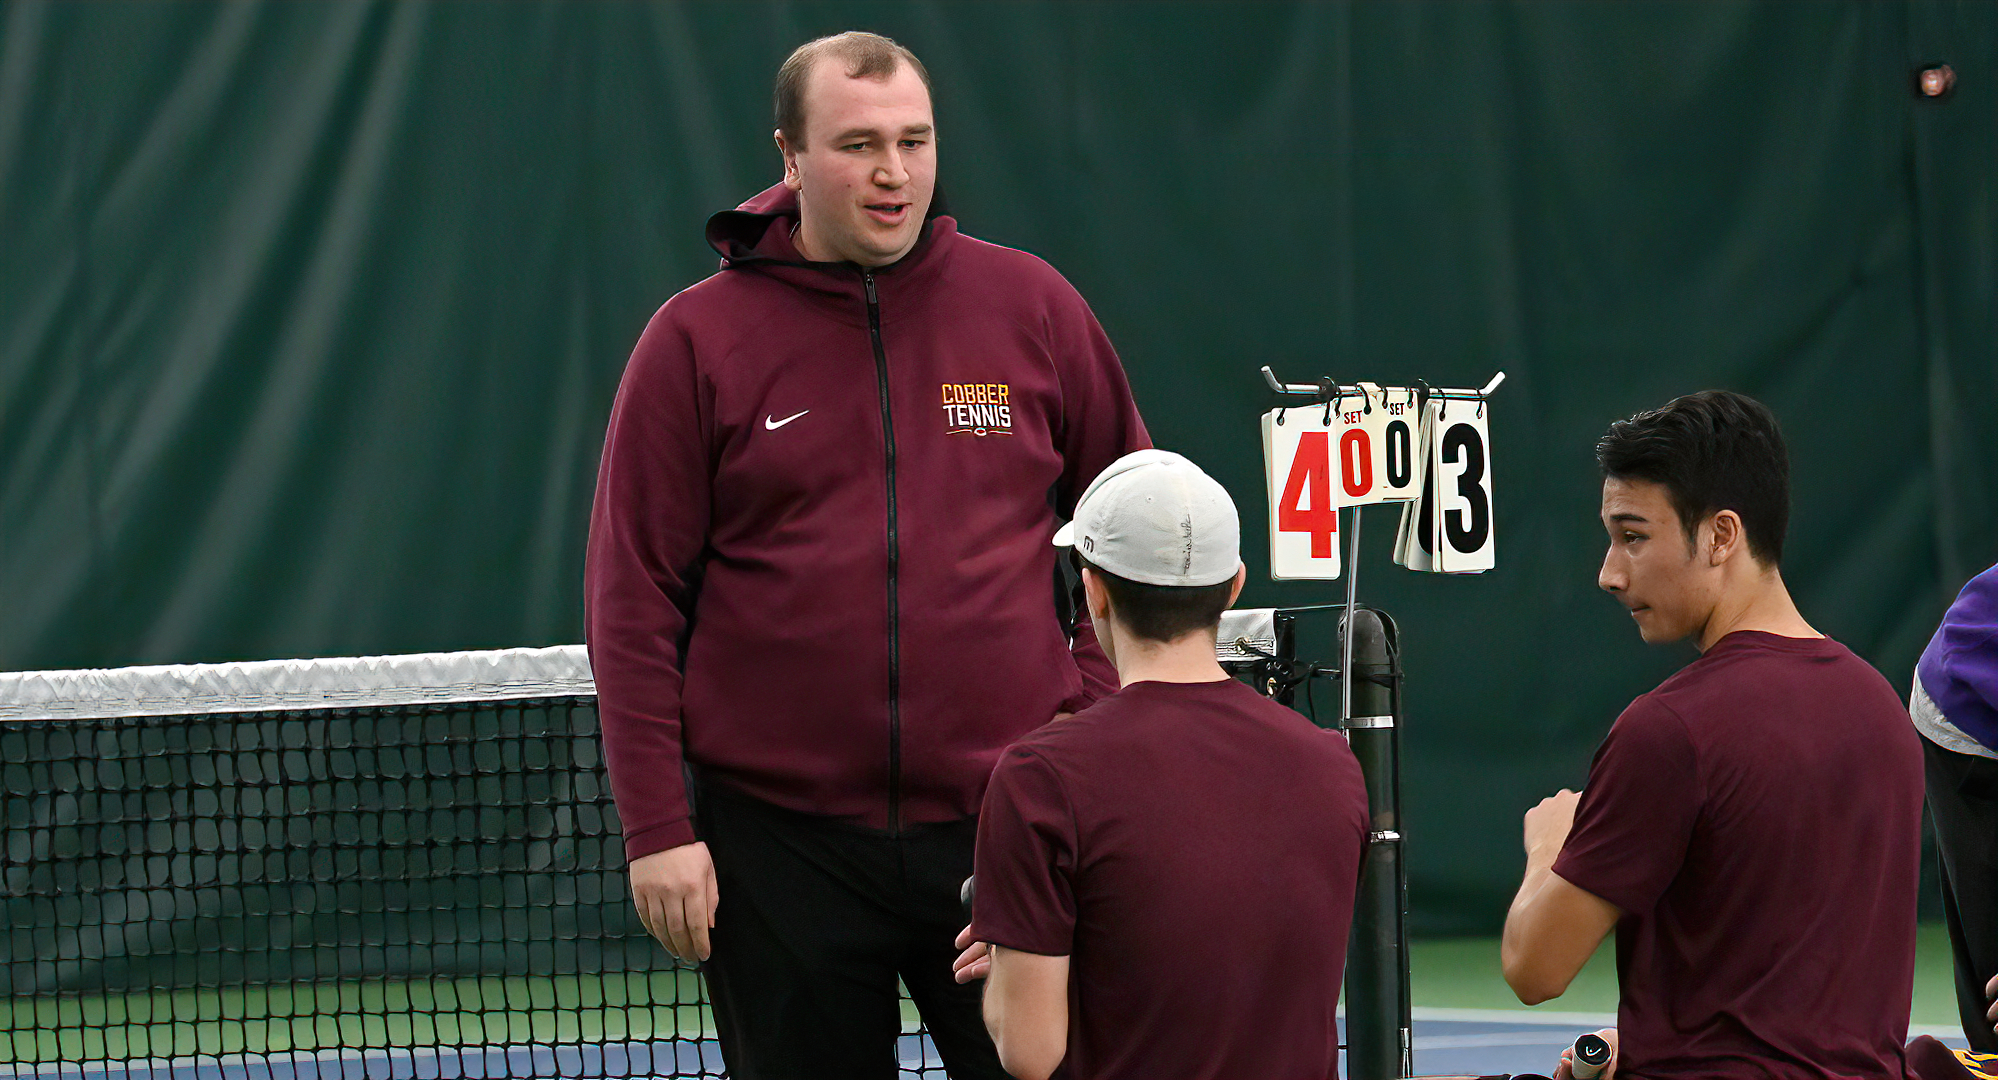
[
  {"xmin": 1386, "ymin": 420, "xmax": 1412, "ymax": 488},
  {"xmin": 1443, "ymin": 423, "xmax": 1489, "ymax": 553}
]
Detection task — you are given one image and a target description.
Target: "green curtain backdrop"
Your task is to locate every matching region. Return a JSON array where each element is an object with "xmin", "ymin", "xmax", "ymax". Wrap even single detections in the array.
[{"xmin": 3, "ymin": 1, "xmax": 1992, "ymax": 932}]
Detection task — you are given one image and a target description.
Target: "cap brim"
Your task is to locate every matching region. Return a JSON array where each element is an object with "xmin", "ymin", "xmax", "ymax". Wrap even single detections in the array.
[{"xmin": 1052, "ymin": 522, "xmax": 1076, "ymax": 548}]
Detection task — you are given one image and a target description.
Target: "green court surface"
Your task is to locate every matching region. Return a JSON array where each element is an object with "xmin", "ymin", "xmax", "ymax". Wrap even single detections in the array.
[
  {"xmin": 1, "ymin": 971, "xmax": 716, "ymax": 1064},
  {"xmin": 4, "ymin": 925, "xmax": 1965, "ymax": 1065},
  {"xmin": 1409, "ymin": 920, "xmax": 1962, "ymax": 1028}
]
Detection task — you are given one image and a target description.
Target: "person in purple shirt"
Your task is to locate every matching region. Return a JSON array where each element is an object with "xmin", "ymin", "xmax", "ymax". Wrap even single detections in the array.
[
  {"xmin": 1911, "ymin": 561, "xmax": 1998, "ymax": 1049},
  {"xmin": 1502, "ymin": 391, "xmax": 1923, "ymax": 1080},
  {"xmin": 949, "ymin": 449, "xmax": 1370, "ymax": 1080}
]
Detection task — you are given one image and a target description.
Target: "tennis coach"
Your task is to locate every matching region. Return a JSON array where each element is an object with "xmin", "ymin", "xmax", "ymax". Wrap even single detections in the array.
[{"xmin": 584, "ymin": 30, "xmax": 1147, "ymax": 1080}]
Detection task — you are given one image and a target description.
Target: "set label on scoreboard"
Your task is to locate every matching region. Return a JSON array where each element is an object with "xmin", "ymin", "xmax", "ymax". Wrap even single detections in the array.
[{"xmin": 1262, "ymin": 384, "xmax": 1495, "ymax": 580}]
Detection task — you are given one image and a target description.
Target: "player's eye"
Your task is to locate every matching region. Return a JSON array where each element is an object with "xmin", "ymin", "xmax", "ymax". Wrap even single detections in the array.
[
  {"xmin": 841, "ymin": 141, "xmax": 869, "ymax": 152},
  {"xmin": 900, "ymin": 139, "xmax": 927, "ymax": 150}
]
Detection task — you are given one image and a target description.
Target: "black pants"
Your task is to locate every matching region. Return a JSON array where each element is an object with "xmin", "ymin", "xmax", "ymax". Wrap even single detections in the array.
[
  {"xmin": 693, "ymin": 779, "xmax": 1006, "ymax": 1080},
  {"xmin": 1924, "ymin": 734, "xmax": 1998, "ymax": 1053}
]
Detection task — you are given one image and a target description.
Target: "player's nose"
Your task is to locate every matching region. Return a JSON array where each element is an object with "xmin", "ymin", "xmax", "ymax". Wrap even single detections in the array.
[{"xmin": 1597, "ymin": 549, "xmax": 1624, "ymax": 594}]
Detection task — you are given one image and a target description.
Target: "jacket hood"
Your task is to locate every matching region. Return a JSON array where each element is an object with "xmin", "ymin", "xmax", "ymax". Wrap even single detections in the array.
[{"xmin": 704, "ymin": 183, "xmax": 954, "ymax": 271}]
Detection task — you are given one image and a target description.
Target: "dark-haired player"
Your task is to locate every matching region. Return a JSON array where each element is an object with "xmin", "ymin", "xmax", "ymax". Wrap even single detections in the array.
[
  {"xmin": 950, "ymin": 450, "xmax": 1370, "ymax": 1080},
  {"xmin": 1502, "ymin": 391, "xmax": 1923, "ymax": 1080}
]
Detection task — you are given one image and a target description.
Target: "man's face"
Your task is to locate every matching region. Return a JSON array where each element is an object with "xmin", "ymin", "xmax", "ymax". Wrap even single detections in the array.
[
  {"xmin": 1597, "ymin": 477, "xmax": 1720, "ymax": 645},
  {"xmin": 780, "ymin": 60, "xmax": 935, "ymax": 267}
]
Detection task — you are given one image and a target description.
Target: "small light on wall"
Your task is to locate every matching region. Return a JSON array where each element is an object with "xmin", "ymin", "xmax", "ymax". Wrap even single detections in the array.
[{"xmin": 1918, "ymin": 65, "xmax": 1956, "ymax": 98}]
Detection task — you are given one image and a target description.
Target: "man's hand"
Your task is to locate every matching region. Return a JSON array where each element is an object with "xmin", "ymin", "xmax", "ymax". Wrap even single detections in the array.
[
  {"xmin": 1524, "ymin": 789, "xmax": 1582, "ymax": 861},
  {"xmin": 629, "ymin": 842, "xmax": 718, "ymax": 962},
  {"xmin": 953, "ymin": 923, "xmax": 991, "ymax": 983},
  {"xmin": 1984, "ymin": 972, "xmax": 1998, "ymax": 1035},
  {"xmin": 1554, "ymin": 1028, "xmax": 1618, "ymax": 1080}
]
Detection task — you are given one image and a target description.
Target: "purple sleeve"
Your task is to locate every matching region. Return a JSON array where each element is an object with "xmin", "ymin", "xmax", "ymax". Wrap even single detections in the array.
[
  {"xmin": 971, "ymin": 746, "xmax": 1079, "ymax": 957},
  {"xmin": 1552, "ymin": 697, "xmax": 1702, "ymax": 915},
  {"xmin": 584, "ymin": 304, "xmax": 709, "ymax": 861},
  {"xmin": 1044, "ymin": 277, "xmax": 1148, "ymax": 707}
]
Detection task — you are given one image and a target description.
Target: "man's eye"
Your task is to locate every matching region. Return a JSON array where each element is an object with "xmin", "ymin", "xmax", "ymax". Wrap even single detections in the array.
[
  {"xmin": 842, "ymin": 142, "xmax": 868, "ymax": 151},
  {"xmin": 901, "ymin": 139, "xmax": 927, "ymax": 150}
]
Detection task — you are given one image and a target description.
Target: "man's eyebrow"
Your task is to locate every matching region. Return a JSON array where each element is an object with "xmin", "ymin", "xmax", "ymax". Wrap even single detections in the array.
[
  {"xmin": 832, "ymin": 123, "xmax": 934, "ymax": 142},
  {"xmin": 1608, "ymin": 513, "xmax": 1651, "ymax": 525}
]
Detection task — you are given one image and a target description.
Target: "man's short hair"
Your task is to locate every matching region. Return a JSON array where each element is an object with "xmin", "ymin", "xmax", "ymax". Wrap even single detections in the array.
[
  {"xmin": 775, "ymin": 31, "xmax": 932, "ymax": 148},
  {"xmin": 1077, "ymin": 555, "xmax": 1234, "ymax": 645},
  {"xmin": 1595, "ymin": 389, "xmax": 1790, "ymax": 566}
]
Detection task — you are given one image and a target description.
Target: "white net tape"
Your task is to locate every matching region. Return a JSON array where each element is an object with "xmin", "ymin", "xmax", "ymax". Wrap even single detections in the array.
[{"xmin": 0, "ymin": 645, "xmax": 594, "ymax": 722}]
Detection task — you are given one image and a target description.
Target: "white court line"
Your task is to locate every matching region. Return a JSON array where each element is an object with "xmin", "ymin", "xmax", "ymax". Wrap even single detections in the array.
[
  {"xmin": 1412, "ymin": 1007, "xmax": 1615, "ymax": 1026},
  {"xmin": 1409, "ymin": 1008, "xmax": 1968, "ymax": 1044}
]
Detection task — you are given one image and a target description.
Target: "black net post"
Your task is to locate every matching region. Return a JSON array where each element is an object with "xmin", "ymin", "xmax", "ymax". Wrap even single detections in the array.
[{"xmin": 1342, "ymin": 606, "xmax": 1410, "ymax": 1080}]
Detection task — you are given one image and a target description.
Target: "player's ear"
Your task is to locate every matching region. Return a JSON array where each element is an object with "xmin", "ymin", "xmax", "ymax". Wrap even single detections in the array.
[
  {"xmin": 1080, "ymin": 567, "xmax": 1113, "ymax": 624},
  {"xmin": 1707, "ymin": 510, "xmax": 1743, "ymax": 567},
  {"xmin": 1226, "ymin": 565, "xmax": 1246, "ymax": 608}
]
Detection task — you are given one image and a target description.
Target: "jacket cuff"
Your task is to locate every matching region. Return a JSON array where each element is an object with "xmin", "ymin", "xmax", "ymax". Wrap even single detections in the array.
[{"xmin": 623, "ymin": 815, "xmax": 698, "ymax": 863}]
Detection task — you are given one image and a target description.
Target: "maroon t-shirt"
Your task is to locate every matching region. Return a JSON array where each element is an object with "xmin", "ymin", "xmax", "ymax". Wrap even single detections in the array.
[
  {"xmin": 972, "ymin": 678, "xmax": 1370, "ymax": 1080},
  {"xmin": 1553, "ymin": 631, "xmax": 1923, "ymax": 1080}
]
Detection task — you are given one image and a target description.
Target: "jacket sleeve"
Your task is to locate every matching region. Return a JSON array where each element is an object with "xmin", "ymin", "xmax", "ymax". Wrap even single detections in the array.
[
  {"xmin": 585, "ymin": 304, "xmax": 709, "ymax": 862},
  {"xmin": 1045, "ymin": 278, "xmax": 1150, "ymax": 709}
]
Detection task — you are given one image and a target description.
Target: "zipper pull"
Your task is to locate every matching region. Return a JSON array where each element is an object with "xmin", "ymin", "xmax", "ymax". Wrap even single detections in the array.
[{"xmin": 863, "ymin": 270, "xmax": 878, "ymax": 306}]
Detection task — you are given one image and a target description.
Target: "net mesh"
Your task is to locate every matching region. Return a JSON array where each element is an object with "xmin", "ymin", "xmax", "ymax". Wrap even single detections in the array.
[{"xmin": 0, "ymin": 648, "xmax": 947, "ymax": 1079}]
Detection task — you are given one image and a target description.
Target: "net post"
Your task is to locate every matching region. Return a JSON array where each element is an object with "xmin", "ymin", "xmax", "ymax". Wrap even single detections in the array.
[{"xmin": 1342, "ymin": 591, "xmax": 1410, "ymax": 1080}]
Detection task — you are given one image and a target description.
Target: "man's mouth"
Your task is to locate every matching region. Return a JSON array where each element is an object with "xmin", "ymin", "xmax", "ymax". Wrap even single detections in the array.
[{"xmin": 865, "ymin": 202, "xmax": 910, "ymax": 225}]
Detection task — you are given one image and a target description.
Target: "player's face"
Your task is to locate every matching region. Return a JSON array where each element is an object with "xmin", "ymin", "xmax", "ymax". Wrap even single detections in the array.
[
  {"xmin": 780, "ymin": 61, "xmax": 935, "ymax": 267},
  {"xmin": 1597, "ymin": 477, "xmax": 1719, "ymax": 645}
]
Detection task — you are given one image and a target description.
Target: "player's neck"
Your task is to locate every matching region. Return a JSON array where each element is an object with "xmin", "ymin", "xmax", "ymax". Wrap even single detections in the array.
[
  {"xmin": 1109, "ymin": 627, "xmax": 1231, "ymax": 687},
  {"xmin": 1695, "ymin": 566, "xmax": 1820, "ymax": 652}
]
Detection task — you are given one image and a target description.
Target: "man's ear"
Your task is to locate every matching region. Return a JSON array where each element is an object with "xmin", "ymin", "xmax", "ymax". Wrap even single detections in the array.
[
  {"xmin": 1080, "ymin": 566, "xmax": 1113, "ymax": 625},
  {"xmin": 1707, "ymin": 510, "xmax": 1744, "ymax": 567},
  {"xmin": 1226, "ymin": 565, "xmax": 1246, "ymax": 608},
  {"xmin": 775, "ymin": 129, "xmax": 802, "ymax": 190}
]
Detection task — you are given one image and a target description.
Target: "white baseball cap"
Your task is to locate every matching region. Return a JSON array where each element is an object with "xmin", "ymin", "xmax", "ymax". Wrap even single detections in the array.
[{"xmin": 1053, "ymin": 449, "xmax": 1242, "ymax": 587}]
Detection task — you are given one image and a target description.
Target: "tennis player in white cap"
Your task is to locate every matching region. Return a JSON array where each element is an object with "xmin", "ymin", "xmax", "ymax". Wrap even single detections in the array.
[{"xmin": 950, "ymin": 449, "xmax": 1371, "ymax": 1080}]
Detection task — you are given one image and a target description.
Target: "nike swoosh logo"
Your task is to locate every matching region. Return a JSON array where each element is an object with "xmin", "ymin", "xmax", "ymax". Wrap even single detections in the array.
[{"xmin": 764, "ymin": 410, "xmax": 809, "ymax": 431}]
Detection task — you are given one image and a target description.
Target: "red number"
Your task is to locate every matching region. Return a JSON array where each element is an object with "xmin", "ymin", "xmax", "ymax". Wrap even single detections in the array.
[
  {"xmin": 1340, "ymin": 428, "xmax": 1372, "ymax": 498},
  {"xmin": 1279, "ymin": 432, "xmax": 1339, "ymax": 558}
]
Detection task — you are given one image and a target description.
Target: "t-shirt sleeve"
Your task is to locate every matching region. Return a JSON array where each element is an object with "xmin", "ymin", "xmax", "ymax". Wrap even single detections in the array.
[
  {"xmin": 1552, "ymin": 697, "xmax": 1702, "ymax": 916},
  {"xmin": 971, "ymin": 746, "xmax": 1079, "ymax": 957}
]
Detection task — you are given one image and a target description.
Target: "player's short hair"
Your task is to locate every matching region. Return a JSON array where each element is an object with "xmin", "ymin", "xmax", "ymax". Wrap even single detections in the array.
[
  {"xmin": 775, "ymin": 31, "xmax": 932, "ymax": 149},
  {"xmin": 1077, "ymin": 555, "xmax": 1235, "ymax": 645},
  {"xmin": 1595, "ymin": 389, "xmax": 1790, "ymax": 566}
]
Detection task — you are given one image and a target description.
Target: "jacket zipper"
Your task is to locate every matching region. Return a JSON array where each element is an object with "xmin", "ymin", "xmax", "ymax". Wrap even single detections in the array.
[{"xmin": 863, "ymin": 269, "xmax": 903, "ymax": 834}]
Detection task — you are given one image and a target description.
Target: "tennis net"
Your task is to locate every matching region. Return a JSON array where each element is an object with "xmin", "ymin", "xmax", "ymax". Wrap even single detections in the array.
[{"xmin": 0, "ymin": 647, "xmax": 947, "ymax": 1079}]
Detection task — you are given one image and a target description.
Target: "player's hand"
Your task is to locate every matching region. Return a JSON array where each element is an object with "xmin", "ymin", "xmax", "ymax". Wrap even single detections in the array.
[
  {"xmin": 1984, "ymin": 972, "xmax": 1998, "ymax": 1034},
  {"xmin": 629, "ymin": 842, "xmax": 718, "ymax": 963},
  {"xmin": 1553, "ymin": 1028, "xmax": 1617, "ymax": 1080},
  {"xmin": 1523, "ymin": 789, "xmax": 1582, "ymax": 862},
  {"xmin": 952, "ymin": 924, "xmax": 991, "ymax": 983}
]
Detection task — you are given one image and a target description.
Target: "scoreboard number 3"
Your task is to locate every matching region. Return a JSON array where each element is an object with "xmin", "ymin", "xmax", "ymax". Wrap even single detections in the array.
[{"xmin": 1421, "ymin": 397, "xmax": 1496, "ymax": 573}]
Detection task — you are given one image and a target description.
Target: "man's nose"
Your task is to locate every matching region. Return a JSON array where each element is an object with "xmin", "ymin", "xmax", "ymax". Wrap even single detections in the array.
[
  {"xmin": 1598, "ymin": 548, "xmax": 1624, "ymax": 594},
  {"xmin": 875, "ymin": 148, "xmax": 908, "ymax": 188}
]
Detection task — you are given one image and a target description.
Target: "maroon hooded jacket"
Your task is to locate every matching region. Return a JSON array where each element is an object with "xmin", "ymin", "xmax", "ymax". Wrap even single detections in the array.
[{"xmin": 586, "ymin": 185, "xmax": 1149, "ymax": 861}]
